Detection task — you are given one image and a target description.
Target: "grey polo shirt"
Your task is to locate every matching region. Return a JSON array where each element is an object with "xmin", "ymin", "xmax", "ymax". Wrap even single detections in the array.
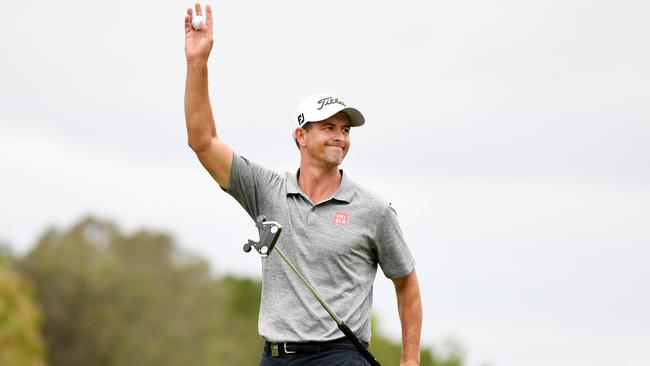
[{"xmin": 226, "ymin": 153, "xmax": 415, "ymax": 343}]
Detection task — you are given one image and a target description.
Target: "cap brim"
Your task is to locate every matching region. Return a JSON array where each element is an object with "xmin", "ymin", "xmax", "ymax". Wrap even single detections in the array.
[{"xmin": 341, "ymin": 107, "xmax": 365, "ymax": 127}]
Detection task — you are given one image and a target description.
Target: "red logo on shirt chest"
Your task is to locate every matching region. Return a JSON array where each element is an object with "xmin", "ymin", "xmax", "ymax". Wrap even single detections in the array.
[{"xmin": 333, "ymin": 212, "xmax": 349, "ymax": 226}]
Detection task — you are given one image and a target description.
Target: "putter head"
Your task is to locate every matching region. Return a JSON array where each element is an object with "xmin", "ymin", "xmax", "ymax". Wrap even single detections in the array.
[{"xmin": 242, "ymin": 215, "xmax": 282, "ymax": 257}]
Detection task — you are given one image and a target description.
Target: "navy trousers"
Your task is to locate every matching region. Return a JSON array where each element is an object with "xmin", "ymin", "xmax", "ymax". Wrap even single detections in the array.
[{"xmin": 259, "ymin": 346, "xmax": 370, "ymax": 366}]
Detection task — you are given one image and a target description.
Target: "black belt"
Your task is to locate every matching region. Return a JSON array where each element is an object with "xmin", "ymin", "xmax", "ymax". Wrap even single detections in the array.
[{"xmin": 264, "ymin": 337, "xmax": 368, "ymax": 357}]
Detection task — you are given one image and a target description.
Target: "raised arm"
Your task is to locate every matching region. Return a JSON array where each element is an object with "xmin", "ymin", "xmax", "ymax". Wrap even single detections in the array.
[{"xmin": 184, "ymin": 3, "xmax": 233, "ymax": 189}]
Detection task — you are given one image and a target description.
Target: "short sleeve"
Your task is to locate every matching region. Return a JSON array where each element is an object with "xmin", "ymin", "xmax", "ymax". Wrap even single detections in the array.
[
  {"xmin": 373, "ymin": 205, "xmax": 416, "ymax": 279},
  {"xmin": 225, "ymin": 152, "xmax": 283, "ymax": 221}
]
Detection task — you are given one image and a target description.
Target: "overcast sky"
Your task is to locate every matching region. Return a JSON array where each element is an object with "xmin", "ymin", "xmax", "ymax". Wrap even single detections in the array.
[{"xmin": 1, "ymin": 1, "xmax": 649, "ymax": 365}]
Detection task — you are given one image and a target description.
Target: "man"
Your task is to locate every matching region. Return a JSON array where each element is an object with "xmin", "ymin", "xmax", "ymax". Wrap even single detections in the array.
[{"xmin": 184, "ymin": 3, "xmax": 422, "ymax": 365}]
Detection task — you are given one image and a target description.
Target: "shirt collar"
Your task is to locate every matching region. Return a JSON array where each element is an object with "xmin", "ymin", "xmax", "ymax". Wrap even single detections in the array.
[{"xmin": 286, "ymin": 169, "xmax": 356, "ymax": 204}]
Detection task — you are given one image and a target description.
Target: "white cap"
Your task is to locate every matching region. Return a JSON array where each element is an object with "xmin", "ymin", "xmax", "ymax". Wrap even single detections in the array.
[{"xmin": 294, "ymin": 93, "xmax": 365, "ymax": 129}]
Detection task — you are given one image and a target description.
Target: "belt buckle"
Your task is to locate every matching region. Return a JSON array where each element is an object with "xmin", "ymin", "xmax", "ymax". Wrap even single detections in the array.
[{"xmin": 283, "ymin": 342, "xmax": 296, "ymax": 354}]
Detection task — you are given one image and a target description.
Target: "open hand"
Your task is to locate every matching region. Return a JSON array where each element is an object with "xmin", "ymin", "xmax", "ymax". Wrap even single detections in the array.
[{"xmin": 184, "ymin": 3, "xmax": 214, "ymax": 64}]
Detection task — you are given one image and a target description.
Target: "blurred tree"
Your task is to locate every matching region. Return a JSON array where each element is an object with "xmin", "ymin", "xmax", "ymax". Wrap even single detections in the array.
[
  {"xmin": 18, "ymin": 216, "xmax": 263, "ymax": 366},
  {"xmin": 18, "ymin": 216, "xmax": 464, "ymax": 366},
  {"xmin": 369, "ymin": 316, "xmax": 464, "ymax": 366},
  {"xmin": 0, "ymin": 249, "xmax": 47, "ymax": 366}
]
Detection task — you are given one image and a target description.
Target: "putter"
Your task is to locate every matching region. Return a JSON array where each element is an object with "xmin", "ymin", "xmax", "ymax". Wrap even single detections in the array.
[{"xmin": 243, "ymin": 215, "xmax": 382, "ymax": 366}]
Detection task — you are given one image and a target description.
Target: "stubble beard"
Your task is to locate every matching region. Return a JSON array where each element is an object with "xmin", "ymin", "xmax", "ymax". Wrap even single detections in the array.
[
  {"xmin": 310, "ymin": 144, "xmax": 347, "ymax": 167},
  {"xmin": 324, "ymin": 147, "xmax": 345, "ymax": 166}
]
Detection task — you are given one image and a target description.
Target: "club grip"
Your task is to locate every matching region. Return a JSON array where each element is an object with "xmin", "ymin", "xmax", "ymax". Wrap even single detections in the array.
[{"xmin": 338, "ymin": 322, "xmax": 381, "ymax": 366}]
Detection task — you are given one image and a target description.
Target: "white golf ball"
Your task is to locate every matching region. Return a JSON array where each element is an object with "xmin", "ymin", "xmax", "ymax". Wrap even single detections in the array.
[{"xmin": 192, "ymin": 15, "xmax": 204, "ymax": 30}]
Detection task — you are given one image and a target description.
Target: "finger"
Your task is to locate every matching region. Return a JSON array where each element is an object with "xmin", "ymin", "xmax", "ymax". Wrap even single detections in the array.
[
  {"xmin": 206, "ymin": 4, "xmax": 213, "ymax": 29},
  {"xmin": 195, "ymin": 3, "xmax": 202, "ymax": 17},
  {"xmin": 184, "ymin": 14, "xmax": 191, "ymax": 33},
  {"xmin": 187, "ymin": 7, "xmax": 193, "ymax": 19}
]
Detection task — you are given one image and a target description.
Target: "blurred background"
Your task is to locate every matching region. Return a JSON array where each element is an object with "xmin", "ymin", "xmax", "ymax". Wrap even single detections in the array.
[{"xmin": 1, "ymin": 0, "xmax": 649, "ymax": 365}]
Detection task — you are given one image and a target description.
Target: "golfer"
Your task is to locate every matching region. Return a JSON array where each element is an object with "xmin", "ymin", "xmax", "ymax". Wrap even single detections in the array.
[{"xmin": 184, "ymin": 3, "xmax": 422, "ymax": 365}]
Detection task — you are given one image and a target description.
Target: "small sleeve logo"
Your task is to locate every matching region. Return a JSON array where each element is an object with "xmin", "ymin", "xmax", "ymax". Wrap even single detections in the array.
[{"xmin": 333, "ymin": 212, "xmax": 349, "ymax": 226}]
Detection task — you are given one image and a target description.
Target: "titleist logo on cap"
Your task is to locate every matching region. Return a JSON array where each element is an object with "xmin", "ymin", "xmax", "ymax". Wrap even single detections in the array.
[{"xmin": 317, "ymin": 97, "xmax": 346, "ymax": 110}]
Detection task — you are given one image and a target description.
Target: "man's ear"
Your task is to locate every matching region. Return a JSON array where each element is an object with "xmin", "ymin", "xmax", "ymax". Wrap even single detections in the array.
[{"xmin": 295, "ymin": 127, "xmax": 307, "ymax": 146}]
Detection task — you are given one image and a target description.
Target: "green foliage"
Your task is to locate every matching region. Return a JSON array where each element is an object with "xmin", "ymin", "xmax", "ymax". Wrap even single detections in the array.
[
  {"xmin": 369, "ymin": 316, "xmax": 463, "ymax": 366},
  {"xmin": 0, "ymin": 254, "xmax": 47, "ymax": 366},
  {"xmin": 19, "ymin": 216, "xmax": 262, "ymax": 366},
  {"xmin": 18, "ymin": 216, "xmax": 464, "ymax": 366}
]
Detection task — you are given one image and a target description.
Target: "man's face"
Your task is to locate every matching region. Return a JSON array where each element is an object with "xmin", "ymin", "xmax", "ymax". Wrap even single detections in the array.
[{"xmin": 299, "ymin": 111, "xmax": 351, "ymax": 167}]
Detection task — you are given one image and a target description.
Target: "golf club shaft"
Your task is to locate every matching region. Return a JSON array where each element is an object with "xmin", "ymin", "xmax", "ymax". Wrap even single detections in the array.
[
  {"xmin": 274, "ymin": 246, "xmax": 342, "ymax": 324},
  {"xmin": 274, "ymin": 246, "xmax": 382, "ymax": 366}
]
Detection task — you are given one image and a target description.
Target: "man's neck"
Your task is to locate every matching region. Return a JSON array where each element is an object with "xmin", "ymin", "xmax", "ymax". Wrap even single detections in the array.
[{"xmin": 297, "ymin": 163, "xmax": 342, "ymax": 204}]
